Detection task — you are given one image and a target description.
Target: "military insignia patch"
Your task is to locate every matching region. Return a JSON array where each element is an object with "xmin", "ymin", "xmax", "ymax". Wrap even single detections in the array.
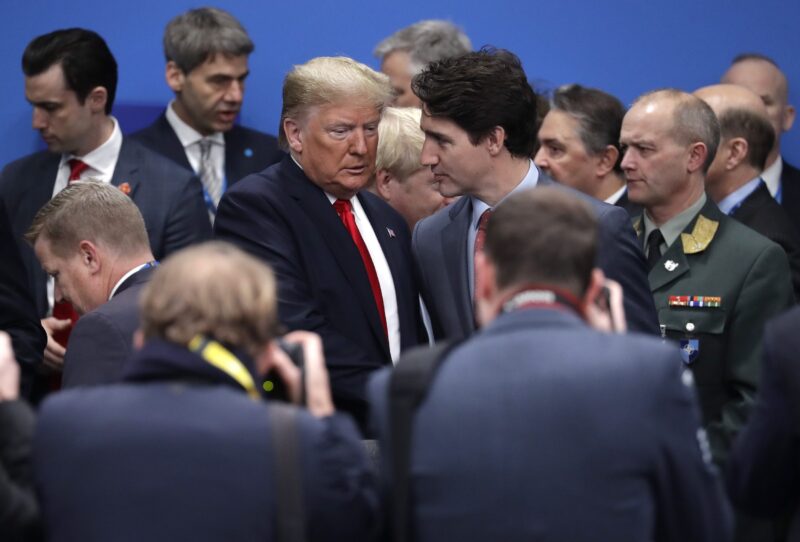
[
  {"xmin": 681, "ymin": 215, "xmax": 719, "ymax": 254},
  {"xmin": 680, "ymin": 339, "xmax": 700, "ymax": 365}
]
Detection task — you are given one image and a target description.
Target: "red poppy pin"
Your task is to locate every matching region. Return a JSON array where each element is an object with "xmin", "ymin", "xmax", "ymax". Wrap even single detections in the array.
[{"xmin": 118, "ymin": 182, "xmax": 132, "ymax": 196}]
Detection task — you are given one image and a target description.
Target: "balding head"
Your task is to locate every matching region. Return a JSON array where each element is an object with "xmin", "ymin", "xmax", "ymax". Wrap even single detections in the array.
[
  {"xmin": 695, "ymin": 84, "xmax": 775, "ymax": 172},
  {"xmin": 722, "ymin": 55, "xmax": 795, "ymax": 158}
]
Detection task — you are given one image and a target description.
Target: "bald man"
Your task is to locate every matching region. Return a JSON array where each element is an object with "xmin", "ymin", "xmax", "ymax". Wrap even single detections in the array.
[
  {"xmin": 695, "ymin": 84, "xmax": 800, "ymax": 300},
  {"xmin": 722, "ymin": 54, "xmax": 800, "ymax": 233}
]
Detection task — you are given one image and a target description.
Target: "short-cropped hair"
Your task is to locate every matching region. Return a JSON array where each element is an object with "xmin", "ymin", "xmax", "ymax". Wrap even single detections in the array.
[
  {"xmin": 412, "ymin": 48, "xmax": 538, "ymax": 158},
  {"xmin": 164, "ymin": 7, "xmax": 254, "ymax": 73},
  {"xmin": 635, "ymin": 89, "xmax": 720, "ymax": 174},
  {"xmin": 718, "ymin": 108, "xmax": 775, "ymax": 170},
  {"xmin": 279, "ymin": 56, "xmax": 393, "ymax": 148},
  {"xmin": 139, "ymin": 242, "xmax": 278, "ymax": 359},
  {"xmin": 25, "ymin": 180, "xmax": 150, "ymax": 258},
  {"xmin": 552, "ymin": 84, "xmax": 626, "ymax": 172},
  {"xmin": 376, "ymin": 107, "xmax": 424, "ymax": 180},
  {"xmin": 373, "ymin": 20, "xmax": 472, "ymax": 74},
  {"xmin": 484, "ymin": 187, "xmax": 597, "ymax": 296},
  {"xmin": 22, "ymin": 28, "xmax": 117, "ymax": 114}
]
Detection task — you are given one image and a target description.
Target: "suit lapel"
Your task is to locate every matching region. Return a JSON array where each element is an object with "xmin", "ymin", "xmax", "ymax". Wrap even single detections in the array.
[
  {"xmin": 155, "ymin": 113, "xmax": 194, "ymax": 172},
  {"xmin": 441, "ymin": 198, "xmax": 475, "ymax": 332},
  {"xmin": 283, "ymin": 161, "xmax": 389, "ymax": 355},
  {"xmin": 647, "ymin": 200, "xmax": 722, "ymax": 291},
  {"xmin": 110, "ymin": 139, "xmax": 142, "ymax": 198}
]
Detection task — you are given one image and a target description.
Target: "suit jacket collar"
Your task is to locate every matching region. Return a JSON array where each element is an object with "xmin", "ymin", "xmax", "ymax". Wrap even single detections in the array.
[
  {"xmin": 110, "ymin": 138, "xmax": 146, "ymax": 198},
  {"xmin": 482, "ymin": 305, "xmax": 586, "ymax": 338},
  {"xmin": 279, "ymin": 157, "xmax": 390, "ymax": 356},
  {"xmin": 732, "ymin": 181, "xmax": 772, "ymax": 219},
  {"xmin": 645, "ymin": 198, "xmax": 723, "ymax": 291},
  {"xmin": 113, "ymin": 265, "xmax": 156, "ymax": 298}
]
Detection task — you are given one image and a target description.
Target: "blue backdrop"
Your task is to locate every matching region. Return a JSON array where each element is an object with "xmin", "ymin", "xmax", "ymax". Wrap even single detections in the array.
[{"xmin": 3, "ymin": 0, "xmax": 799, "ymax": 167}]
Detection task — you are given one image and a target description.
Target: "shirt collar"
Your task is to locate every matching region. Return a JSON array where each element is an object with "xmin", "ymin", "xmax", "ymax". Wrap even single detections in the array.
[
  {"xmin": 717, "ymin": 176, "xmax": 762, "ymax": 215},
  {"xmin": 60, "ymin": 116, "xmax": 122, "ymax": 177},
  {"xmin": 470, "ymin": 159, "xmax": 539, "ymax": 230},
  {"xmin": 604, "ymin": 184, "xmax": 627, "ymax": 205},
  {"xmin": 761, "ymin": 156, "xmax": 782, "ymax": 197},
  {"xmin": 108, "ymin": 262, "xmax": 151, "ymax": 300},
  {"xmin": 165, "ymin": 100, "xmax": 224, "ymax": 148},
  {"xmin": 642, "ymin": 192, "xmax": 707, "ymax": 249}
]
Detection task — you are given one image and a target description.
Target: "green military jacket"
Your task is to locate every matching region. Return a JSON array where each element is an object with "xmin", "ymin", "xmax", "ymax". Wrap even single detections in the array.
[{"xmin": 636, "ymin": 199, "xmax": 793, "ymax": 465}]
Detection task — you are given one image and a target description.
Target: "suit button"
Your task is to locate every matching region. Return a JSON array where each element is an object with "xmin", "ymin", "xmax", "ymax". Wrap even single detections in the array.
[{"xmin": 686, "ymin": 322, "xmax": 695, "ymax": 332}]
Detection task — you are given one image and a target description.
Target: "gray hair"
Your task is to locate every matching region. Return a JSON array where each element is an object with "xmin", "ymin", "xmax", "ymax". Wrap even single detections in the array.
[
  {"xmin": 374, "ymin": 20, "xmax": 472, "ymax": 75},
  {"xmin": 279, "ymin": 56, "xmax": 392, "ymax": 148},
  {"xmin": 164, "ymin": 7, "xmax": 254, "ymax": 73},
  {"xmin": 376, "ymin": 107, "xmax": 424, "ymax": 180}
]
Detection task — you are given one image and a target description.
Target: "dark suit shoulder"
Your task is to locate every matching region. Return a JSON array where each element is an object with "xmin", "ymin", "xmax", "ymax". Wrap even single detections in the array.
[{"xmin": 0, "ymin": 151, "xmax": 58, "ymax": 196}]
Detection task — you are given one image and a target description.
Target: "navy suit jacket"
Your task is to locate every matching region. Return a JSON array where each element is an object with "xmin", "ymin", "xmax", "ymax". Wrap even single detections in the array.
[
  {"xmin": 131, "ymin": 112, "xmax": 285, "ymax": 186},
  {"xmin": 781, "ymin": 160, "xmax": 800, "ymax": 236},
  {"xmin": 62, "ymin": 266, "xmax": 153, "ymax": 388},
  {"xmin": 0, "ymin": 200, "xmax": 45, "ymax": 382},
  {"xmin": 369, "ymin": 308, "xmax": 731, "ymax": 542},
  {"xmin": 214, "ymin": 156, "xmax": 422, "ymax": 429},
  {"xmin": 727, "ymin": 305, "xmax": 800, "ymax": 540},
  {"xmin": 412, "ymin": 172, "xmax": 659, "ymax": 339},
  {"xmin": 731, "ymin": 181, "xmax": 800, "ymax": 301},
  {"xmin": 0, "ymin": 138, "xmax": 211, "ymax": 317},
  {"xmin": 35, "ymin": 341, "xmax": 378, "ymax": 542}
]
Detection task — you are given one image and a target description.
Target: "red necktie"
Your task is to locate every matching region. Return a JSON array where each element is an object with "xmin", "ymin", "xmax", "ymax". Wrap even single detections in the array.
[
  {"xmin": 67, "ymin": 159, "xmax": 89, "ymax": 183},
  {"xmin": 474, "ymin": 209, "xmax": 492, "ymax": 294},
  {"xmin": 333, "ymin": 199, "xmax": 387, "ymax": 336}
]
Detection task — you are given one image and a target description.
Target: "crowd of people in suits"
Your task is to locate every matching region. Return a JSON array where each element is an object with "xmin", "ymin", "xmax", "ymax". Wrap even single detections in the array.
[{"xmin": 1, "ymin": 7, "xmax": 800, "ymax": 542}]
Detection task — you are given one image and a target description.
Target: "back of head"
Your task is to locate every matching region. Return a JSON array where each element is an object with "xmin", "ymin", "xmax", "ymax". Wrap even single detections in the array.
[
  {"xmin": 22, "ymin": 28, "xmax": 117, "ymax": 114},
  {"xmin": 374, "ymin": 19, "xmax": 472, "ymax": 74},
  {"xmin": 718, "ymin": 109, "xmax": 775, "ymax": 170},
  {"xmin": 695, "ymin": 84, "xmax": 775, "ymax": 171},
  {"xmin": 553, "ymin": 84, "xmax": 626, "ymax": 171},
  {"xmin": 279, "ymin": 56, "xmax": 392, "ymax": 148},
  {"xmin": 140, "ymin": 242, "xmax": 278, "ymax": 359},
  {"xmin": 635, "ymin": 89, "xmax": 721, "ymax": 173},
  {"xmin": 163, "ymin": 7, "xmax": 253, "ymax": 73},
  {"xmin": 412, "ymin": 47, "xmax": 538, "ymax": 158},
  {"xmin": 25, "ymin": 180, "xmax": 149, "ymax": 257},
  {"xmin": 485, "ymin": 187, "xmax": 597, "ymax": 296},
  {"xmin": 376, "ymin": 107, "xmax": 424, "ymax": 180}
]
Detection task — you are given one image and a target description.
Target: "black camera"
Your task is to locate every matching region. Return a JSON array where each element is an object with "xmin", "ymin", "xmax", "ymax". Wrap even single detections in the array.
[{"xmin": 262, "ymin": 339, "xmax": 305, "ymax": 402}]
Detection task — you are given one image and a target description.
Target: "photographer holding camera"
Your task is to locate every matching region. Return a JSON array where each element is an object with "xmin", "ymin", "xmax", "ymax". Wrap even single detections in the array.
[{"xmin": 34, "ymin": 241, "xmax": 379, "ymax": 542}]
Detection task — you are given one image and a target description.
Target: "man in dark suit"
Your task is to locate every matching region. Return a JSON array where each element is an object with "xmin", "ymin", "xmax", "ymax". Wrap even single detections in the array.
[
  {"xmin": 369, "ymin": 187, "xmax": 732, "ymax": 542},
  {"xmin": 215, "ymin": 56, "xmax": 423, "ymax": 431},
  {"xmin": 0, "ymin": 28, "xmax": 210, "ymax": 377},
  {"xmin": 535, "ymin": 84, "xmax": 641, "ymax": 216},
  {"xmin": 727, "ymin": 305, "xmax": 800, "ymax": 540},
  {"xmin": 621, "ymin": 89, "xmax": 793, "ymax": 468},
  {"xmin": 722, "ymin": 54, "xmax": 800, "ymax": 233},
  {"xmin": 410, "ymin": 49, "xmax": 658, "ymax": 340},
  {"xmin": 132, "ymin": 7, "xmax": 283, "ymax": 220},
  {"xmin": 25, "ymin": 181, "xmax": 156, "ymax": 388},
  {"xmin": 695, "ymin": 83, "xmax": 800, "ymax": 300},
  {"xmin": 34, "ymin": 242, "xmax": 378, "ymax": 541}
]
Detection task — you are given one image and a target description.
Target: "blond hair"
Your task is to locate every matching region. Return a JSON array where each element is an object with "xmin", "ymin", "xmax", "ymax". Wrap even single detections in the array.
[
  {"xmin": 376, "ymin": 107, "xmax": 425, "ymax": 181},
  {"xmin": 139, "ymin": 242, "xmax": 278, "ymax": 358},
  {"xmin": 278, "ymin": 56, "xmax": 392, "ymax": 148},
  {"xmin": 25, "ymin": 180, "xmax": 150, "ymax": 257}
]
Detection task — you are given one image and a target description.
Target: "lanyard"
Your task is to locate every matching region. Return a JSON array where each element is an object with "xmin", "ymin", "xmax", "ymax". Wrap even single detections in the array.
[{"xmin": 187, "ymin": 335, "xmax": 261, "ymax": 400}]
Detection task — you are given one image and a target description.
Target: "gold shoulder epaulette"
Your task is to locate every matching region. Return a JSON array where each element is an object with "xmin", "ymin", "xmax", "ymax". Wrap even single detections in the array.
[{"xmin": 681, "ymin": 214, "xmax": 718, "ymax": 254}]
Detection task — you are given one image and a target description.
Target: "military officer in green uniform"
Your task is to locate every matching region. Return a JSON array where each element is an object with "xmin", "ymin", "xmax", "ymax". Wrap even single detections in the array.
[{"xmin": 620, "ymin": 89, "xmax": 793, "ymax": 466}]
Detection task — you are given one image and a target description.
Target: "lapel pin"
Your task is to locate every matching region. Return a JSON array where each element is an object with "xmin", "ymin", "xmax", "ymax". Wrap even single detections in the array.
[
  {"xmin": 386, "ymin": 227, "xmax": 396, "ymax": 238},
  {"xmin": 118, "ymin": 182, "xmax": 132, "ymax": 196},
  {"xmin": 664, "ymin": 260, "xmax": 679, "ymax": 271},
  {"xmin": 244, "ymin": 148, "xmax": 253, "ymax": 157}
]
